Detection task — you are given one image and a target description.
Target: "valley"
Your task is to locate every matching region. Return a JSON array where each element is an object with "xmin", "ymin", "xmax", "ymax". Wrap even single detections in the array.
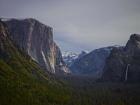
[{"xmin": 0, "ymin": 18, "xmax": 140, "ymax": 105}]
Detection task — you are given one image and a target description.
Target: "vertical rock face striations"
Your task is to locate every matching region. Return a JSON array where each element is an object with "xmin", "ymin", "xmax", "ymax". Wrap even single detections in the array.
[
  {"xmin": 4, "ymin": 18, "xmax": 70, "ymax": 74},
  {"xmin": 0, "ymin": 20, "xmax": 9, "ymax": 57},
  {"xmin": 102, "ymin": 34, "xmax": 140, "ymax": 82}
]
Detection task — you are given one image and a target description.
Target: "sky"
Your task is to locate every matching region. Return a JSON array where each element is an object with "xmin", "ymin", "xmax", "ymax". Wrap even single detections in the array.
[{"xmin": 0, "ymin": 0, "xmax": 140, "ymax": 52}]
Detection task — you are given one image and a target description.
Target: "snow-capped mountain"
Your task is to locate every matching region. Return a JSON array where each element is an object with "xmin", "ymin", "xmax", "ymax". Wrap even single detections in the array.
[
  {"xmin": 62, "ymin": 51, "xmax": 88, "ymax": 66},
  {"xmin": 62, "ymin": 51, "xmax": 79, "ymax": 66}
]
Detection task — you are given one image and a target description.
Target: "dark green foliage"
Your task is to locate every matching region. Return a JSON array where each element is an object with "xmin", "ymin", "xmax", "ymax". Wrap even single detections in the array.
[
  {"xmin": 1, "ymin": 39, "xmax": 140, "ymax": 105},
  {"xmin": 0, "ymin": 45, "xmax": 71, "ymax": 105},
  {"xmin": 57, "ymin": 75, "xmax": 140, "ymax": 105},
  {"xmin": 0, "ymin": 21, "xmax": 70, "ymax": 105},
  {"xmin": 0, "ymin": 21, "xmax": 140, "ymax": 105}
]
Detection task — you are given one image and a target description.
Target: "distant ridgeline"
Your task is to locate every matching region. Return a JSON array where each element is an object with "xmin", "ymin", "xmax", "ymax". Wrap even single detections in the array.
[
  {"xmin": 1, "ymin": 17, "xmax": 140, "ymax": 83},
  {"xmin": 65, "ymin": 34, "xmax": 140, "ymax": 82}
]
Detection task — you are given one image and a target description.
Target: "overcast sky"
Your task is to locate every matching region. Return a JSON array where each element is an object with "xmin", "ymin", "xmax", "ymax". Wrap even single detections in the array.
[{"xmin": 0, "ymin": 0, "xmax": 140, "ymax": 52}]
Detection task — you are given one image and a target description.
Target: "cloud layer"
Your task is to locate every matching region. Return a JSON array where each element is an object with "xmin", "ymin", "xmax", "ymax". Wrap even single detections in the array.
[{"xmin": 1, "ymin": 0, "xmax": 140, "ymax": 52}]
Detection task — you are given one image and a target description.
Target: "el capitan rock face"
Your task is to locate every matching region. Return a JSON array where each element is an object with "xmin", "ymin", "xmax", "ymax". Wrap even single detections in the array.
[
  {"xmin": 0, "ymin": 20, "xmax": 9, "ymax": 57},
  {"xmin": 4, "ymin": 18, "xmax": 70, "ymax": 74},
  {"xmin": 102, "ymin": 34, "xmax": 140, "ymax": 82}
]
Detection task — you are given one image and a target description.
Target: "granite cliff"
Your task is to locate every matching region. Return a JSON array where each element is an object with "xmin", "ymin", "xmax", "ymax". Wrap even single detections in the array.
[
  {"xmin": 102, "ymin": 34, "xmax": 140, "ymax": 82},
  {"xmin": 4, "ymin": 18, "xmax": 70, "ymax": 74}
]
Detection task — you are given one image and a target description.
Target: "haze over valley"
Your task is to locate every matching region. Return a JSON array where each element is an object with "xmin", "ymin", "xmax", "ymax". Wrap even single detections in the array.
[{"xmin": 0, "ymin": 0, "xmax": 140, "ymax": 105}]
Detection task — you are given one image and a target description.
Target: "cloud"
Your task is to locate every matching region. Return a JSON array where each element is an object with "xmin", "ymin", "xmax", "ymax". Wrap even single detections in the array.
[{"xmin": 0, "ymin": 0, "xmax": 140, "ymax": 52}]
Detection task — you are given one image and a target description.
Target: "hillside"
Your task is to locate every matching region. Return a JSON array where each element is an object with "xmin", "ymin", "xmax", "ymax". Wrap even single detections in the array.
[
  {"xmin": 0, "ymin": 19, "xmax": 140, "ymax": 105},
  {"xmin": 0, "ymin": 20, "xmax": 70, "ymax": 105}
]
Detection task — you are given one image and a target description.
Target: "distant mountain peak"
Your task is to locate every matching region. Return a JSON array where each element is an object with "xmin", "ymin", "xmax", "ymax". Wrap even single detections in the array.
[
  {"xmin": 130, "ymin": 34, "xmax": 140, "ymax": 42},
  {"xmin": 125, "ymin": 34, "xmax": 140, "ymax": 53}
]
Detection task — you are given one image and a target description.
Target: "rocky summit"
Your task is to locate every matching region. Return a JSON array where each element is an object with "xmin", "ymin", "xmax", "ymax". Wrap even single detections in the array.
[
  {"xmin": 3, "ymin": 18, "xmax": 70, "ymax": 74},
  {"xmin": 102, "ymin": 34, "xmax": 140, "ymax": 82}
]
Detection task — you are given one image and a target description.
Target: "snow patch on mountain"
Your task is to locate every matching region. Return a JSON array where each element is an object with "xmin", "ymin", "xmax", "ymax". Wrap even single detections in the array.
[
  {"xmin": 62, "ymin": 51, "xmax": 88, "ymax": 66},
  {"xmin": 62, "ymin": 51, "xmax": 79, "ymax": 66}
]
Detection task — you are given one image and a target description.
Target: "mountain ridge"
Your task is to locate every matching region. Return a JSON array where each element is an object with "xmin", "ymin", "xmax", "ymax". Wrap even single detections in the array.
[
  {"xmin": 0, "ymin": 18, "xmax": 140, "ymax": 105},
  {"xmin": 69, "ymin": 46, "xmax": 120, "ymax": 77}
]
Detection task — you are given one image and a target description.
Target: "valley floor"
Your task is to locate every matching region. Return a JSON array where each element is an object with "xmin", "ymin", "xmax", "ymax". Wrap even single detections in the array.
[
  {"xmin": 0, "ymin": 67, "xmax": 140, "ymax": 105},
  {"xmin": 54, "ymin": 75, "xmax": 140, "ymax": 105}
]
